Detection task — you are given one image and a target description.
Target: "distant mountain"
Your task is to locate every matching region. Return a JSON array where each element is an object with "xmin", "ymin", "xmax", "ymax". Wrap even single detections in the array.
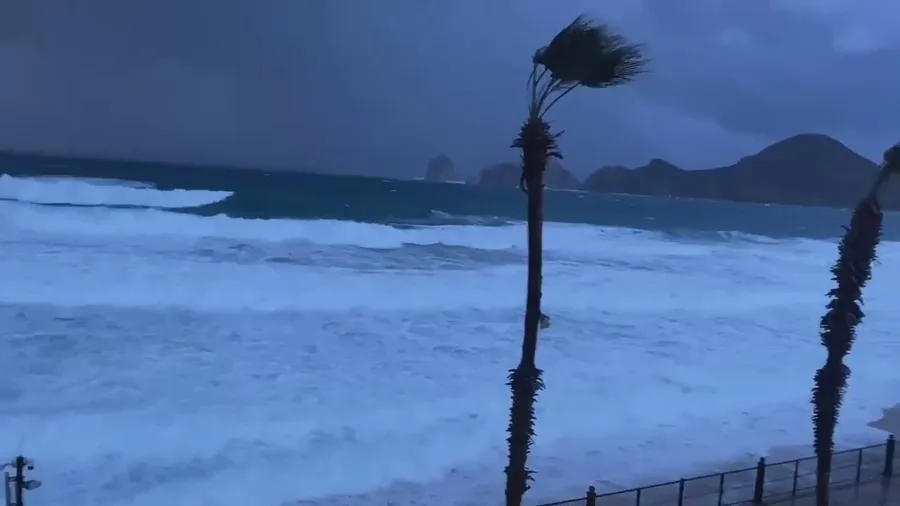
[
  {"xmin": 476, "ymin": 160, "xmax": 579, "ymax": 190},
  {"xmin": 582, "ymin": 134, "xmax": 893, "ymax": 209},
  {"xmin": 424, "ymin": 155, "xmax": 457, "ymax": 182},
  {"xmin": 2, "ymin": 133, "xmax": 895, "ymax": 210}
]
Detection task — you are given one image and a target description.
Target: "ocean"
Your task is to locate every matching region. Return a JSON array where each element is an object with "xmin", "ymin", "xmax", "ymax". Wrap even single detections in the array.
[{"xmin": 1, "ymin": 168, "xmax": 899, "ymax": 506}]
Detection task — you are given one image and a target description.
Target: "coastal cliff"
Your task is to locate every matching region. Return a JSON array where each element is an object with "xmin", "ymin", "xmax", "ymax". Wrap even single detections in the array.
[
  {"xmin": 581, "ymin": 134, "xmax": 898, "ymax": 208},
  {"xmin": 476, "ymin": 160, "xmax": 579, "ymax": 190}
]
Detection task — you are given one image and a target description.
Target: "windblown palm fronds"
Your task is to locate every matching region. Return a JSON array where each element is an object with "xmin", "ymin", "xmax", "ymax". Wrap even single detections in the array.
[
  {"xmin": 812, "ymin": 143, "xmax": 900, "ymax": 506},
  {"xmin": 526, "ymin": 15, "xmax": 646, "ymax": 121},
  {"xmin": 504, "ymin": 15, "xmax": 646, "ymax": 506}
]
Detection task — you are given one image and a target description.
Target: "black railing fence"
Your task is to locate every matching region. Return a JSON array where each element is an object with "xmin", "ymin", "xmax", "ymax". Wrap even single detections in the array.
[
  {"xmin": 537, "ymin": 434, "xmax": 896, "ymax": 506},
  {"xmin": 2, "ymin": 435, "xmax": 896, "ymax": 506}
]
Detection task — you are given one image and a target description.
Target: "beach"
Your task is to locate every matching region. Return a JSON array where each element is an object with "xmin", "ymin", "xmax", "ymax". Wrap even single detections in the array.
[
  {"xmin": 286, "ymin": 405, "xmax": 900, "ymax": 506},
  {"xmin": 571, "ymin": 404, "xmax": 900, "ymax": 506},
  {"xmin": 869, "ymin": 405, "xmax": 900, "ymax": 436}
]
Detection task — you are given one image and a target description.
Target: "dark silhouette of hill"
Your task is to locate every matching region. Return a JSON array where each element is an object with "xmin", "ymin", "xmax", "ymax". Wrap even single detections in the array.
[
  {"xmin": 582, "ymin": 134, "xmax": 894, "ymax": 209},
  {"xmin": 477, "ymin": 160, "xmax": 580, "ymax": 190}
]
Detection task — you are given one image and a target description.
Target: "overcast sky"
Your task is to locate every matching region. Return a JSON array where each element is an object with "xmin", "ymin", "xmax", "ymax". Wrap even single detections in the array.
[{"xmin": 0, "ymin": 0, "xmax": 898, "ymax": 178}]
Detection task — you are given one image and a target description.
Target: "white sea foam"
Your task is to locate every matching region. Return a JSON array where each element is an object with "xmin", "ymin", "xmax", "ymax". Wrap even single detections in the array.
[
  {"xmin": 0, "ymin": 180, "xmax": 899, "ymax": 506},
  {"xmin": 0, "ymin": 174, "xmax": 230, "ymax": 208},
  {"xmin": 0, "ymin": 197, "xmax": 807, "ymax": 258}
]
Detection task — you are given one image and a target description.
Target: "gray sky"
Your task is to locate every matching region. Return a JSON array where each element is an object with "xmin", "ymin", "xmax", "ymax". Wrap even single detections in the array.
[{"xmin": 0, "ymin": 0, "xmax": 898, "ymax": 178}]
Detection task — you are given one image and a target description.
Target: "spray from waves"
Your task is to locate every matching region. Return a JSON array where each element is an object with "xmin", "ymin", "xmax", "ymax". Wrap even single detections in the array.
[
  {"xmin": 1, "ymin": 197, "xmax": 821, "ymax": 261},
  {"xmin": 394, "ymin": 210, "xmax": 514, "ymax": 227},
  {"xmin": 0, "ymin": 174, "xmax": 231, "ymax": 209},
  {"xmin": 0, "ymin": 199, "xmax": 557, "ymax": 250},
  {"xmin": 659, "ymin": 228, "xmax": 792, "ymax": 246},
  {"xmin": 28, "ymin": 175, "xmax": 153, "ymax": 189}
]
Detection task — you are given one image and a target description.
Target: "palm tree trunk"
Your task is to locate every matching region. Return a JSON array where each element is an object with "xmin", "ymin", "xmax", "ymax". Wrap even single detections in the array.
[
  {"xmin": 813, "ymin": 189, "xmax": 885, "ymax": 506},
  {"xmin": 505, "ymin": 117, "xmax": 555, "ymax": 506},
  {"xmin": 812, "ymin": 361, "xmax": 849, "ymax": 506}
]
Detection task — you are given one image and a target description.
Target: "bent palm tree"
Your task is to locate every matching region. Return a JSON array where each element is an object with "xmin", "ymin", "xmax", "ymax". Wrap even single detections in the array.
[
  {"xmin": 812, "ymin": 142, "xmax": 900, "ymax": 506},
  {"xmin": 504, "ymin": 15, "xmax": 646, "ymax": 506}
]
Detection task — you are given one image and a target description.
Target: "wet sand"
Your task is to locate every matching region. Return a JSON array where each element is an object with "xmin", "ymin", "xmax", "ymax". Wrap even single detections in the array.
[
  {"xmin": 548, "ymin": 405, "xmax": 900, "ymax": 506},
  {"xmin": 579, "ymin": 444, "xmax": 889, "ymax": 506},
  {"xmin": 630, "ymin": 404, "xmax": 900, "ymax": 506},
  {"xmin": 869, "ymin": 404, "xmax": 900, "ymax": 436},
  {"xmin": 293, "ymin": 405, "xmax": 900, "ymax": 506}
]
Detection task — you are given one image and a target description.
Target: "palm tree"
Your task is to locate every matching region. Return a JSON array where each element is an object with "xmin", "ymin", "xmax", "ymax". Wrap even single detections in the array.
[
  {"xmin": 504, "ymin": 15, "xmax": 646, "ymax": 506},
  {"xmin": 812, "ymin": 142, "xmax": 900, "ymax": 506}
]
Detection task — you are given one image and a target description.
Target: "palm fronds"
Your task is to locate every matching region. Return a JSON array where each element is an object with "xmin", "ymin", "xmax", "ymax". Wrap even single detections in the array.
[
  {"xmin": 535, "ymin": 15, "xmax": 646, "ymax": 88},
  {"xmin": 812, "ymin": 142, "xmax": 899, "ymax": 506},
  {"xmin": 527, "ymin": 15, "xmax": 647, "ymax": 119}
]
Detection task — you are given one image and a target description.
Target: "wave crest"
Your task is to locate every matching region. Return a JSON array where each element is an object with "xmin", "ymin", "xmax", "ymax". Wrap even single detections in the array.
[{"xmin": 0, "ymin": 175, "xmax": 230, "ymax": 209}]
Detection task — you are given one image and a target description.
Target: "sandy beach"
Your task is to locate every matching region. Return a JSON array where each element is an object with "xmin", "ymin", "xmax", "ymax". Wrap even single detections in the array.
[
  {"xmin": 526, "ymin": 405, "xmax": 900, "ymax": 506},
  {"xmin": 288, "ymin": 405, "xmax": 900, "ymax": 506},
  {"xmin": 869, "ymin": 404, "xmax": 900, "ymax": 436},
  {"xmin": 769, "ymin": 403, "xmax": 900, "ymax": 506},
  {"xmin": 631, "ymin": 403, "xmax": 900, "ymax": 506}
]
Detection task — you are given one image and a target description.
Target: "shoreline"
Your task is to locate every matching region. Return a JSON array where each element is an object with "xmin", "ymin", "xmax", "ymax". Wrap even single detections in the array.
[
  {"xmin": 869, "ymin": 404, "xmax": 900, "ymax": 436},
  {"xmin": 291, "ymin": 403, "xmax": 900, "ymax": 506}
]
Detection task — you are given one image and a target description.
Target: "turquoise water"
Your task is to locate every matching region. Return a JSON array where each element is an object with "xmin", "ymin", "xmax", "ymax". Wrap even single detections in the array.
[
  {"xmin": 0, "ymin": 155, "xmax": 886, "ymax": 239},
  {"xmin": 180, "ymin": 174, "xmax": 862, "ymax": 239}
]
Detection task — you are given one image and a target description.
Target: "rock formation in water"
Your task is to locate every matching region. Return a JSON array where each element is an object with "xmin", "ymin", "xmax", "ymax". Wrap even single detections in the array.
[
  {"xmin": 424, "ymin": 155, "xmax": 457, "ymax": 182},
  {"xmin": 581, "ymin": 134, "xmax": 898, "ymax": 209},
  {"xmin": 477, "ymin": 160, "xmax": 580, "ymax": 190}
]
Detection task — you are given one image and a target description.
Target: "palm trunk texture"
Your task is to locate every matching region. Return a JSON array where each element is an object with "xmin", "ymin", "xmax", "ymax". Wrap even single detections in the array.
[
  {"xmin": 813, "ymin": 179, "xmax": 886, "ymax": 506},
  {"xmin": 504, "ymin": 117, "xmax": 559, "ymax": 506}
]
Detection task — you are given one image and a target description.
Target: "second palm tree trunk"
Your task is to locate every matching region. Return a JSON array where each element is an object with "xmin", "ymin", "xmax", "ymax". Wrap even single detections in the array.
[{"xmin": 813, "ymin": 174, "xmax": 887, "ymax": 506}]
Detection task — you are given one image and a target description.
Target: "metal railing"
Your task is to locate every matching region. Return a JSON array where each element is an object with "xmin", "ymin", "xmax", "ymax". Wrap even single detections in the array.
[
  {"xmin": 2, "ymin": 436, "xmax": 896, "ymax": 506},
  {"xmin": 537, "ymin": 434, "xmax": 896, "ymax": 506}
]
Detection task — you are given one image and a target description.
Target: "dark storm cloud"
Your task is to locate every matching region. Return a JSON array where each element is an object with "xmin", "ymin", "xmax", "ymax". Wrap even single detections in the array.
[
  {"xmin": 635, "ymin": 0, "xmax": 900, "ymax": 147},
  {"xmin": 0, "ymin": 1, "xmax": 897, "ymax": 177}
]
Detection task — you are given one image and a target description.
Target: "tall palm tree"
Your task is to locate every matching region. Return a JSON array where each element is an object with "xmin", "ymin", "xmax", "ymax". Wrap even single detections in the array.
[
  {"xmin": 504, "ymin": 15, "xmax": 646, "ymax": 506},
  {"xmin": 812, "ymin": 142, "xmax": 900, "ymax": 506}
]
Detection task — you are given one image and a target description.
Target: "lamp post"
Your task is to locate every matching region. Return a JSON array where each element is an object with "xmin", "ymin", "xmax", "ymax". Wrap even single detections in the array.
[{"xmin": 3, "ymin": 456, "xmax": 41, "ymax": 506}]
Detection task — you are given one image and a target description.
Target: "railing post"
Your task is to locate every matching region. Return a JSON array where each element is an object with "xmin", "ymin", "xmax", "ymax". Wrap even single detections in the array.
[
  {"xmin": 676, "ymin": 478, "xmax": 685, "ymax": 506},
  {"xmin": 752, "ymin": 457, "xmax": 766, "ymax": 503},
  {"xmin": 716, "ymin": 472, "xmax": 725, "ymax": 506},
  {"xmin": 884, "ymin": 435, "xmax": 895, "ymax": 477},
  {"xmin": 586, "ymin": 485, "xmax": 596, "ymax": 506},
  {"xmin": 855, "ymin": 448, "xmax": 864, "ymax": 484},
  {"xmin": 791, "ymin": 460, "xmax": 800, "ymax": 496}
]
